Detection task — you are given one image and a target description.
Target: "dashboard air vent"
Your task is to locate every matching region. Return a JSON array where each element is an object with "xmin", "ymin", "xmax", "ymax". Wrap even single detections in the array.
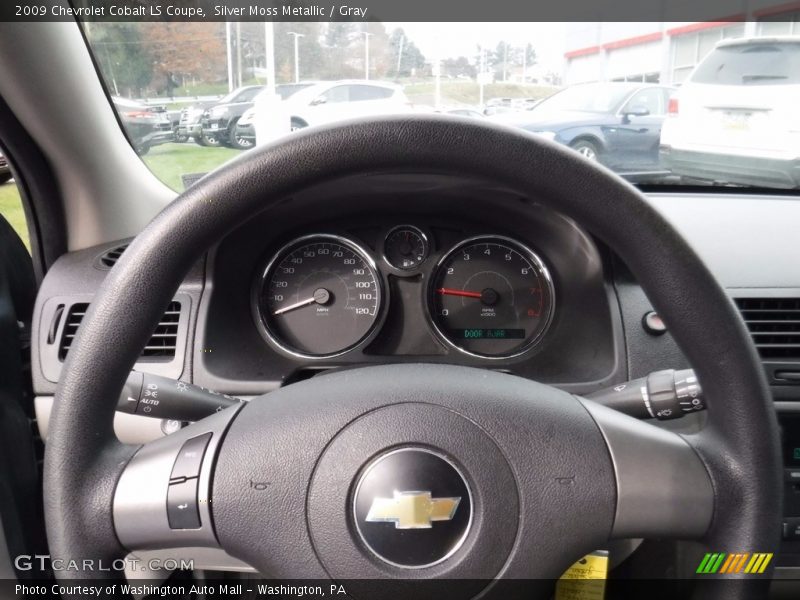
[
  {"xmin": 97, "ymin": 243, "xmax": 129, "ymax": 269},
  {"xmin": 59, "ymin": 301, "xmax": 181, "ymax": 361},
  {"xmin": 735, "ymin": 298, "xmax": 800, "ymax": 360}
]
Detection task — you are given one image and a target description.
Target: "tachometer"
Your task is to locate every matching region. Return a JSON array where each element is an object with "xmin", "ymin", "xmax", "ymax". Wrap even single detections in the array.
[
  {"xmin": 429, "ymin": 236, "xmax": 554, "ymax": 358},
  {"xmin": 255, "ymin": 235, "xmax": 383, "ymax": 358}
]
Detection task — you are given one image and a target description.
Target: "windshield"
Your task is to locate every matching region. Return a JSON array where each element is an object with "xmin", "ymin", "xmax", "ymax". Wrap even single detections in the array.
[
  {"xmin": 531, "ymin": 84, "xmax": 634, "ymax": 114},
  {"xmin": 81, "ymin": 21, "xmax": 800, "ymax": 191},
  {"xmin": 691, "ymin": 41, "xmax": 800, "ymax": 85}
]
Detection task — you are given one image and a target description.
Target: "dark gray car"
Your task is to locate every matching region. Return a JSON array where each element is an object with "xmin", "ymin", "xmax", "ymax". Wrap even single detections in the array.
[{"xmin": 0, "ymin": 150, "xmax": 10, "ymax": 184}]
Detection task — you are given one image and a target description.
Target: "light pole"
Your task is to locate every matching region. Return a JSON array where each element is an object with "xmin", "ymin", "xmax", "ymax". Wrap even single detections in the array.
[
  {"xmin": 362, "ymin": 32, "xmax": 373, "ymax": 80},
  {"xmin": 226, "ymin": 21, "xmax": 234, "ymax": 92},
  {"xmin": 395, "ymin": 34, "xmax": 405, "ymax": 78},
  {"xmin": 287, "ymin": 31, "xmax": 304, "ymax": 84}
]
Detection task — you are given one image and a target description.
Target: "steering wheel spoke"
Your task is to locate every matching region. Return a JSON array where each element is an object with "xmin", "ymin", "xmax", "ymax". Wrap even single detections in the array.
[
  {"xmin": 580, "ymin": 398, "xmax": 714, "ymax": 540},
  {"xmin": 113, "ymin": 405, "xmax": 243, "ymax": 552}
]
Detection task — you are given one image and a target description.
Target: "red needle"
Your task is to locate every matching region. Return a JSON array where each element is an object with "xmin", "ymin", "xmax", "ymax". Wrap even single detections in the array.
[{"xmin": 437, "ymin": 287, "xmax": 482, "ymax": 299}]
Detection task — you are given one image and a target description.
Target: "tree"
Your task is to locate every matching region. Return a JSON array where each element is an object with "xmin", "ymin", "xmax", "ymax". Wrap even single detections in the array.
[
  {"xmin": 140, "ymin": 23, "xmax": 227, "ymax": 95},
  {"xmin": 524, "ymin": 43, "xmax": 538, "ymax": 68},
  {"xmin": 84, "ymin": 23, "xmax": 153, "ymax": 97},
  {"xmin": 269, "ymin": 22, "xmax": 325, "ymax": 83},
  {"xmin": 389, "ymin": 28, "xmax": 426, "ymax": 78},
  {"xmin": 318, "ymin": 23, "xmax": 355, "ymax": 79},
  {"xmin": 441, "ymin": 56, "xmax": 476, "ymax": 79}
]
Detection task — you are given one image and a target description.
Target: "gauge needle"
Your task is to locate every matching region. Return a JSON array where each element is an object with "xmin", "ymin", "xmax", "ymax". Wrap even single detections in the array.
[
  {"xmin": 437, "ymin": 287, "xmax": 483, "ymax": 299},
  {"xmin": 273, "ymin": 288, "xmax": 331, "ymax": 315},
  {"xmin": 438, "ymin": 287, "xmax": 499, "ymax": 306}
]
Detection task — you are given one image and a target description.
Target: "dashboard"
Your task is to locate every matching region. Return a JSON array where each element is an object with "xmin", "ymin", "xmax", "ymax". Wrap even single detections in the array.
[
  {"xmin": 197, "ymin": 174, "xmax": 621, "ymax": 394},
  {"xmin": 28, "ymin": 172, "xmax": 800, "ymax": 577}
]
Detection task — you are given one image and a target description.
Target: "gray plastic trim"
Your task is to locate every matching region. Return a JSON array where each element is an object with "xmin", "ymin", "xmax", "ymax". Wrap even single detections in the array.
[
  {"xmin": 38, "ymin": 294, "xmax": 191, "ymax": 384},
  {"xmin": 35, "ymin": 396, "xmax": 167, "ymax": 446},
  {"xmin": 114, "ymin": 405, "xmax": 243, "ymax": 550},
  {"xmin": 580, "ymin": 398, "xmax": 714, "ymax": 540},
  {"xmin": 647, "ymin": 193, "xmax": 800, "ymax": 289},
  {"xmin": 0, "ymin": 21, "xmax": 175, "ymax": 250},
  {"xmin": 125, "ymin": 549, "xmax": 255, "ymax": 574}
]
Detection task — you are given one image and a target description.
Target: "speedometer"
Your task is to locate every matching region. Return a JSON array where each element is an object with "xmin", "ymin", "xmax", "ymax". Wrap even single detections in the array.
[
  {"xmin": 254, "ymin": 234, "xmax": 383, "ymax": 358},
  {"xmin": 429, "ymin": 236, "xmax": 554, "ymax": 358}
]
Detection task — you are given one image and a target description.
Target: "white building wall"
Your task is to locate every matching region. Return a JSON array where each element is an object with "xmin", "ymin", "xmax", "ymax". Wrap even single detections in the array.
[
  {"xmin": 563, "ymin": 20, "xmax": 784, "ymax": 86},
  {"xmin": 606, "ymin": 41, "xmax": 663, "ymax": 81}
]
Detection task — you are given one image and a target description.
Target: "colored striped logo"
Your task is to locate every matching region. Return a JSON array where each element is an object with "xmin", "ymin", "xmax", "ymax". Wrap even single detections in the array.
[{"xmin": 696, "ymin": 552, "xmax": 773, "ymax": 574}]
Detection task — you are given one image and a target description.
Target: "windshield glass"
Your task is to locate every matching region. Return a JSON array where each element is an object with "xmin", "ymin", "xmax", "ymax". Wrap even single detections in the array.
[
  {"xmin": 531, "ymin": 84, "xmax": 633, "ymax": 113},
  {"xmin": 691, "ymin": 42, "xmax": 800, "ymax": 85},
  {"xmin": 81, "ymin": 21, "xmax": 800, "ymax": 191}
]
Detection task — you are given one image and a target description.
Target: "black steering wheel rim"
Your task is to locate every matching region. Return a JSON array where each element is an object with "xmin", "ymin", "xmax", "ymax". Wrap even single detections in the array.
[{"xmin": 45, "ymin": 115, "xmax": 781, "ymax": 593}]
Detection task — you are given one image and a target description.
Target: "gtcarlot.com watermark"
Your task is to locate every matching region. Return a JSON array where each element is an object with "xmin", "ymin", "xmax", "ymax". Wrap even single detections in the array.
[{"xmin": 14, "ymin": 554, "xmax": 194, "ymax": 572}]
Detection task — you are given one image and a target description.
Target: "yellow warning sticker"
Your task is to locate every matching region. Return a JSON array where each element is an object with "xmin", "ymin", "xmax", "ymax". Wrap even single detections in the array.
[{"xmin": 555, "ymin": 552, "xmax": 609, "ymax": 600}]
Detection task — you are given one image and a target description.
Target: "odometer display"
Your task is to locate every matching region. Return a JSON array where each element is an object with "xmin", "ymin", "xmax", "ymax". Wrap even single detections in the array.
[
  {"xmin": 429, "ymin": 236, "xmax": 554, "ymax": 358},
  {"xmin": 256, "ymin": 235, "xmax": 382, "ymax": 358}
]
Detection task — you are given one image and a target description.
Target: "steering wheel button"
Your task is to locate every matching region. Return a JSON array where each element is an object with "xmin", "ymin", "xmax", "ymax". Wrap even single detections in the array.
[
  {"xmin": 167, "ymin": 478, "xmax": 201, "ymax": 530},
  {"xmin": 170, "ymin": 433, "xmax": 212, "ymax": 481}
]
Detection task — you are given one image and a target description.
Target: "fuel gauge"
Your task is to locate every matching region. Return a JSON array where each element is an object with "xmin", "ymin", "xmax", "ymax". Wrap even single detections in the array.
[{"xmin": 383, "ymin": 225, "xmax": 429, "ymax": 271}]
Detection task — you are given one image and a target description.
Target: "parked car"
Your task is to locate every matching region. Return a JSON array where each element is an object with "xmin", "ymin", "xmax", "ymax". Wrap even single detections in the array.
[
  {"xmin": 193, "ymin": 85, "xmax": 264, "ymax": 147},
  {"xmin": 492, "ymin": 82, "xmax": 675, "ymax": 178},
  {"xmin": 228, "ymin": 82, "xmax": 318, "ymax": 149},
  {"xmin": 176, "ymin": 99, "xmax": 221, "ymax": 144},
  {"xmin": 0, "ymin": 149, "xmax": 11, "ymax": 184},
  {"xmin": 234, "ymin": 81, "xmax": 414, "ymax": 145},
  {"xmin": 660, "ymin": 37, "xmax": 800, "ymax": 189},
  {"xmin": 284, "ymin": 80, "xmax": 413, "ymax": 130},
  {"xmin": 442, "ymin": 107, "xmax": 485, "ymax": 118},
  {"xmin": 112, "ymin": 97, "xmax": 174, "ymax": 155}
]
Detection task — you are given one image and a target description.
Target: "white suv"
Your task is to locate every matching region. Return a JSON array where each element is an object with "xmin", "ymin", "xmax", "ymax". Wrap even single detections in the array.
[
  {"xmin": 284, "ymin": 80, "xmax": 414, "ymax": 130},
  {"xmin": 660, "ymin": 37, "xmax": 800, "ymax": 188}
]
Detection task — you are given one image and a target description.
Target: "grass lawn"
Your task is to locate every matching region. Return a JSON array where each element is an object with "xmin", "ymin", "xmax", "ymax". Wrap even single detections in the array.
[
  {"xmin": 143, "ymin": 142, "xmax": 242, "ymax": 191},
  {"xmin": 404, "ymin": 81, "xmax": 558, "ymax": 107},
  {"xmin": 0, "ymin": 181, "xmax": 29, "ymax": 252}
]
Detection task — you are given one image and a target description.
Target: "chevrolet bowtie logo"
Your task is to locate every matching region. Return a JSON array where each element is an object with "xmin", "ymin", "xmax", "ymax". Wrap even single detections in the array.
[{"xmin": 365, "ymin": 491, "xmax": 461, "ymax": 529}]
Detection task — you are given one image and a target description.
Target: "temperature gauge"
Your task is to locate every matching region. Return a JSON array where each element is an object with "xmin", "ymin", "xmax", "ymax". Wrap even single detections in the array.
[{"xmin": 383, "ymin": 226, "xmax": 429, "ymax": 271}]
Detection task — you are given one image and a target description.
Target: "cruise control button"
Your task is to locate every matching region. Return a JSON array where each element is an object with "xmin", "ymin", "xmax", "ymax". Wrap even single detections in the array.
[
  {"xmin": 170, "ymin": 433, "xmax": 212, "ymax": 481},
  {"xmin": 167, "ymin": 479, "xmax": 201, "ymax": 529}
]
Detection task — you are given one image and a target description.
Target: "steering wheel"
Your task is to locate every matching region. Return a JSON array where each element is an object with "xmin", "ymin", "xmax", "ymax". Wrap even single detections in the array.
[{"xmin": 45, "ymin": 116, "xmax": 781, "ymax": 598}]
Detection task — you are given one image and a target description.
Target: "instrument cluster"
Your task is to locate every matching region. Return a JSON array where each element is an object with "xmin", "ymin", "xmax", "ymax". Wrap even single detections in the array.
[{"xmin": 252, "ymin": 226, "xmax": 556, "ymax": 360}]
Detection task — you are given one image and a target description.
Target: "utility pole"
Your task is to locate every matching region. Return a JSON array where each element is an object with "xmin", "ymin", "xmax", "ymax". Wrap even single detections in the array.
[
  {"xmin": 395, "ymin": 34, "xmax": 405, "ymax": 78},
  {"xmin": 236, "ymin": 22, "xmax": 243, "ymax": 88},
  {"xmin": 503, "ymin": 43, "xmax": 508, "ymax": 82},
  {"xmin": 287, "ymin": 32, "xmax": 304, "ymax": 83},
  {"xmin": 362, "ymin": 32, "xmax": 373, "ymax": 80},
  {"xmin": 522, "ymin": 44, "xmax": 527, "ymax": 83},
  {"xmin": 226, "ymin": 22, "xmax": 234, "ymax": 92},
  {"xmin": 263, "ymin": 22, "xmax": 275, "ymax": 95},
  {"xmin": 479, "ymin": 44, "xmax": 485, "ymax": 107},
  {"xmin": 434, "ymin": 43, "xmax": 441, "ymax": 109}
]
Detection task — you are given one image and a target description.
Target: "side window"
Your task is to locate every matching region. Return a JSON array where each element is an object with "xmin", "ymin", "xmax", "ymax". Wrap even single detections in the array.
[
  {"xmin": 321, "ymin": 86, "xmax": 350, "ymax": 103},
  {"xmin": 0, "ymin": 150, "xmax": 29, "ymax": 252},
  {"xmin": 235, "ymin": 88, "xmax": 261, "ymax": 103},
  {"xmin": 623, "ymin": 88, "xmax": 664, "ymax": 116},
  {"xmin": 349, "ymin": 85, "xmax": 394, "ymax": 101}
]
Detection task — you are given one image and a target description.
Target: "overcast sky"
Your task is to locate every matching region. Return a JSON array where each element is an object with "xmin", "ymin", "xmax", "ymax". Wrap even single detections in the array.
[{"xmin": 388, "ymin": 22, "xmax": 568, "ymax": 71}]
